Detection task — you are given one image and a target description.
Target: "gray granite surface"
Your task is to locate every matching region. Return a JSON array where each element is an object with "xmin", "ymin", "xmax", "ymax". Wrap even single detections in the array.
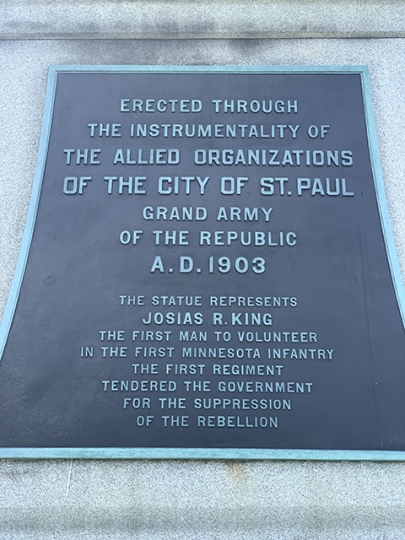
[
  {"xmin": 0, "ymin": 0, "xmax": 405, "ymax": 39},
  {"xmin": 2, "ymin": 459, "xmax": 405, "ymax": 538}
]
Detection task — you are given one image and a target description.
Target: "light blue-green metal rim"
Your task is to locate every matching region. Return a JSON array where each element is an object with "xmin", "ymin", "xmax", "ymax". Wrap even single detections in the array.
[
  {"xmin": 0, "ymin": 67, "xmax": 58, "ymax": 359},
  {"xmin": 1, "ymin": 448, "xmax": 405, "ymax": 461},
  {"xmin": 360, "ymin": 68, "xmax": 405, "ymax": 327},
  {"xmin": 1, "ymin": 65, "xmax": 404, "ymax": 461},
  {"xmin": 50, "ymin": 64, "xmax": 368, "ymax": 74}
]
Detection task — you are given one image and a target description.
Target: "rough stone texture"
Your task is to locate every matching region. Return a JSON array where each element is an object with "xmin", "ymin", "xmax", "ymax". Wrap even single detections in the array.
[
  {"xmin": 1, "ymin": 0, "xmax": 405, "ymax": 40},
  {"xmin": 2, "ymin": 459, "xmax": 405, "ymax": 539},
  {"xmin": 1, "ymin": 10, "xmax": 405, "ymax": 540}
]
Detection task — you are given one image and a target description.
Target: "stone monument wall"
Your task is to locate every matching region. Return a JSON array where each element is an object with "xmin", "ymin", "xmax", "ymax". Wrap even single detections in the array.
[{"xmin": 1, "ymin": 1, "xmax": 405, "ymax": 538}]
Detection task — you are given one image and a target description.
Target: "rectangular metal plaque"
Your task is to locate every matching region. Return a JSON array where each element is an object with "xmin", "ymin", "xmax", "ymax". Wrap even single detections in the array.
[{"xmin": 1, "ymin": 66, "xmax": 405, "ymax": 460}]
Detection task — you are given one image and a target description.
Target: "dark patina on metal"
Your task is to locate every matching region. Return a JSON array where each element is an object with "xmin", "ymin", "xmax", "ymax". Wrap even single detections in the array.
[{"xmin": 0, "ymin": 66, "xmax": 404, "ymax": 459}]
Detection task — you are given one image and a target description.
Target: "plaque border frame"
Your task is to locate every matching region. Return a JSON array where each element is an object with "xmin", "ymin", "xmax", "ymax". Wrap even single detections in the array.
[{"xmin": 1, "ymin": 64, "xmax": 405, "ymax": 461}]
